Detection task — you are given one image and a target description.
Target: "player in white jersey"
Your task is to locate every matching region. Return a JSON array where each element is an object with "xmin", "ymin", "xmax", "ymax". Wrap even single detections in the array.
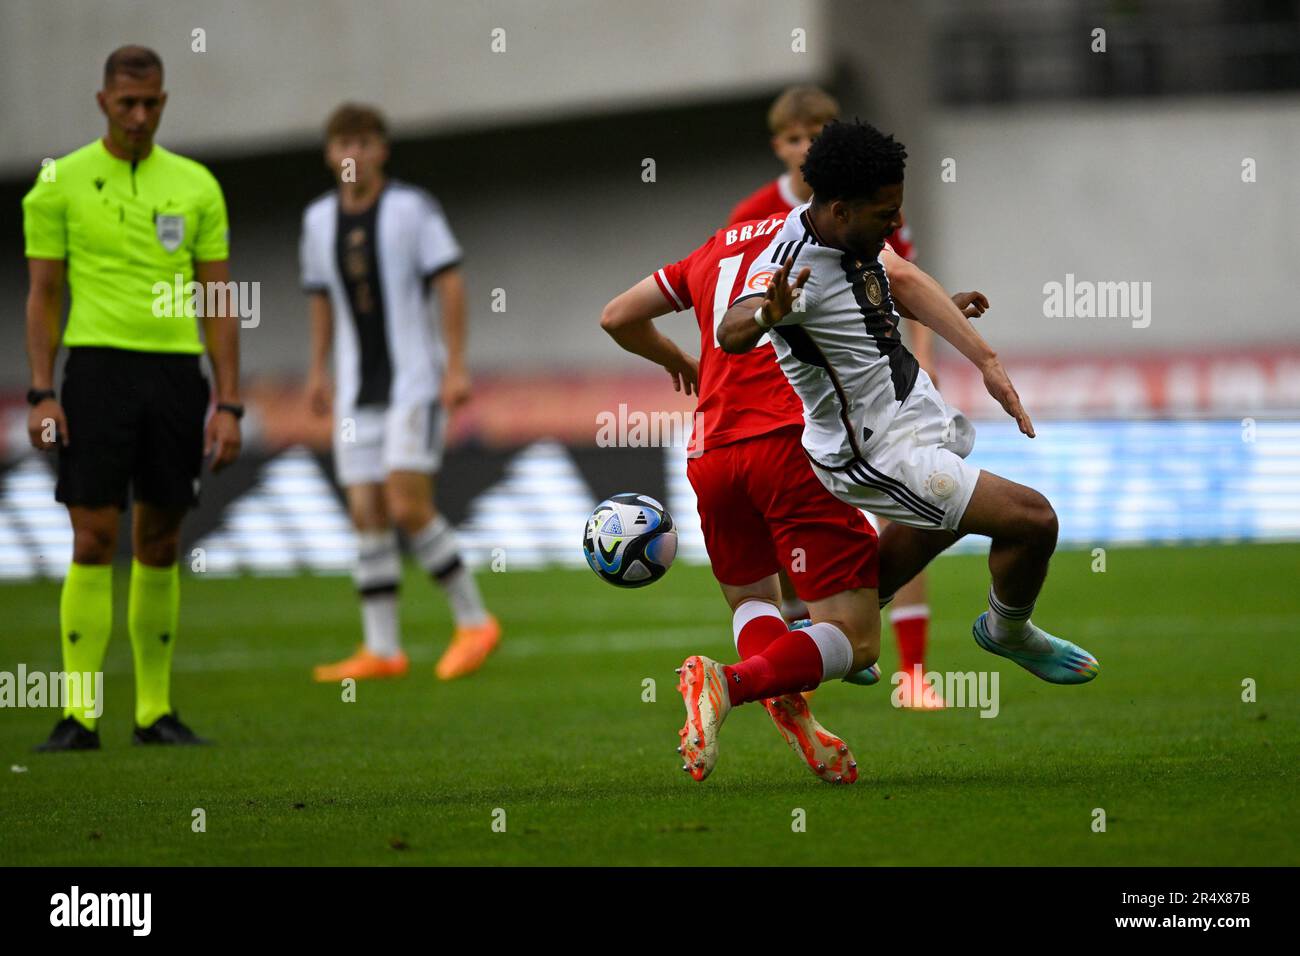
[
  {"xmin": 300, "ymin": 104, "xmax": 500, "ymax": 683},
  {"xmin": 720, "ymin": 119, "xmax": 1100, "ymax": 688}
]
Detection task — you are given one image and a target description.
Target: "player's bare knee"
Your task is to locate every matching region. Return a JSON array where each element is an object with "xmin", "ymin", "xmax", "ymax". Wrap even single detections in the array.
[
  {"xmin": 134, "ymin": 523, "xmax": 181, "ymax": 566},
  {"xmin": 348, "ymin": 501, "xmax": 387, "ymax": 531},
  {"xmin": 1024, "ymin": 490, "xmax": 1058, "ymax": 551},
  {"xmin": 850, "ymin": 628, "xmax": 881, "ymax": 672},
  {"xmin": 828, "ymin": 616, "xmax": 879, "ymax": 672},
  {"xmin": 385, "ymin": 494, "xmax": 433, "ymax": 536},
  {"xmin": 136, "ymin": 536, "xmax": 180, "ymax": 566},
  {"xmin": 724, "ymin": 582, "xmax": 782, "ymax": 613},
  {"xmin": 72, "ymin": 524, "xmax": 116, "ymax": 564}
]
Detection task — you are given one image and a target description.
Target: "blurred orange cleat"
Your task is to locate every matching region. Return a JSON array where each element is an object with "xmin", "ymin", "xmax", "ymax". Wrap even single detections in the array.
[
  {"xmin": 435, "ymin": 615, "xmax": 502, "ymax": 680},
  {"xmin": 313, "ymin": 647, "xmax": 409, "ymax": 683}
]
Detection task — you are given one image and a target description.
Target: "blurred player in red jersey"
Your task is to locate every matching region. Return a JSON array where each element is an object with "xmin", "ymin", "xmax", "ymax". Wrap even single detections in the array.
[
  {"xmin": 729, "ymin": 85, "xmax": 944, "ymax": 707},
  {"xmin": 600, "ymin": 217, "xmax": 988, "ymax": 782}
]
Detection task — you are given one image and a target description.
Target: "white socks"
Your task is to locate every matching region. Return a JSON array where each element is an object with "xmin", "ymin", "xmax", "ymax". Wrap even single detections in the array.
[
  {"xmin": 360, "ymin": 592, "xmax": 401, "ymax": 657},
  {"xmin": 411, "ymin": 515, "xmax": 489, "ymax": 629},
  {"xmin": 355, "ymin": 517, "xmax": 491, "ymax": 650},
  {"xmin": 803, "ymin": 621, "xmax": 855, "ymax": 681},
  {"xmin": 987, "ymin": 586, "xmax": 1039, "ymax": 648},
  {"xmin": 355, "ymin": 530, "xmax": 402, "ymax": 657}
]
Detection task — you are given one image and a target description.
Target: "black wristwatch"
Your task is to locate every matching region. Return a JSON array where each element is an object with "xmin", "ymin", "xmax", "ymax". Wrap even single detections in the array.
[
  {"xmin": 216, "ymin": 402, "xmax": 245, "ymax": 420},
  {"xmin": 26, "ymin": 388, "xmax": 55, "ymax": 406}
]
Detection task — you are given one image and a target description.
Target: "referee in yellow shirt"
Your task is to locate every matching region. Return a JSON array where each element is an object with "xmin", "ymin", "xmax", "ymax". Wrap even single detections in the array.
[{"xmin": 22, "ymin": 46, "xmax": 242, "ymax": 750}]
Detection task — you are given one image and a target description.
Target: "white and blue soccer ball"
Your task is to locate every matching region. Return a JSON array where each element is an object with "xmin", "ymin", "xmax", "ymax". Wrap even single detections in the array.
[{"xmin": 582, "ymin": 493, "xmax": 678, "ymax": 588}]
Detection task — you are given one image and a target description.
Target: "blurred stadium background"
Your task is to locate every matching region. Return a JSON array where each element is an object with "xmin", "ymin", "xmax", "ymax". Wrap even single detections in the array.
[{"xmin": 1, "ymin": 0, "xmax": 1298, "ymax": 579}]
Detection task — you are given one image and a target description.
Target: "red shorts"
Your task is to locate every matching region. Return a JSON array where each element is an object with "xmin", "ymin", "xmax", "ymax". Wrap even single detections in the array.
[{"xmin": 686, "ymin": 425, "xmax": 878, "ymax": 601}]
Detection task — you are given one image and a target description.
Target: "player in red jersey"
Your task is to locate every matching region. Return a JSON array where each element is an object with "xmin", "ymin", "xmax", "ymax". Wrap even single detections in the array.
[
  {"xmin": 600, "ymin": 216, "xmax": 986, "ymax": 782},
  {"xmin": 728, "ymin": 85, "xmax": 942, "ymax": 706}
]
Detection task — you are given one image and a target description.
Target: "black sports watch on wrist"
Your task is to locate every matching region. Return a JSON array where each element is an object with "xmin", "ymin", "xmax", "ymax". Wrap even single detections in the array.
[
  {"xmin": 216, "ymin": 402, "xmax": 245, "ymax": 420},
  {"xmin": 26, "ymin": 388, "xmax": 55, "ymax": 406}
]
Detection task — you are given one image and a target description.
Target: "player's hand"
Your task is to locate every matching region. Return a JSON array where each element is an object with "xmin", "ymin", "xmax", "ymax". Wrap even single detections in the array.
[
  {"xmin": 441, "ymin": 364, "xmax": 472, "ymax": 410},
  {"xmin": 980, "ymin": 357, "xmax": 1035, "ymax": 438},
  {"xmin": 27, "ymin": 398, "xmax": 68, "ymax": 450},
  {"xmin": 760, "ymin": 258, "xmax": 812, "ymax": 327},
  {"xmin": 206, "ymin": 407, "xmax": 242, "ymax": 472},
  {"xmin": 306, "ymin": 372, "xmax": 332, "ymax": 417},
  {"xmin": 952, "ymin": 290, "xmax": 989, "ymax": 319},
  {"xmin": 665, "ymin": 352, "xmax": 699, "ymax": 396}
]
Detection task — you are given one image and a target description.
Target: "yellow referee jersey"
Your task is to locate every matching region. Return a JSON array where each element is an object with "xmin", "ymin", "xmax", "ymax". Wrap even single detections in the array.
[{"xmin": 21, "ymin": 139, "xmax": 229, "ymax": 355}]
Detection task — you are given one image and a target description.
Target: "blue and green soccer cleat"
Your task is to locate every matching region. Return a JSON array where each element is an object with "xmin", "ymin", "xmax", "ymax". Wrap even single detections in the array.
[
  {"xmin": 842, "ymin": 664, "xmax": 882, "ymax": 686},
  {"xmin": 972, "ymin": 612, "xmax": 1100, "ymax": 685}
]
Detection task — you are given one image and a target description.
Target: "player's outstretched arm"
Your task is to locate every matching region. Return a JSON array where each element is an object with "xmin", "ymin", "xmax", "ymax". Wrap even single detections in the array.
[
  {"xmin": 883, "ymin": 247, "xmax": 1034, "ymax": 437},
  {"xmin": 718, "ymin": 258, "xmax": 810, "ymax": 354},
  {"xmin": 900, "ymin": 290, "xmax": 990, "ymax": 323},
  {"xmin": 898, "ymin": 291, "xmax": 988, "ymax": 388},
  {"xmin": 600, "ymin": 276, "xmax": 699, "ymax": 396}
]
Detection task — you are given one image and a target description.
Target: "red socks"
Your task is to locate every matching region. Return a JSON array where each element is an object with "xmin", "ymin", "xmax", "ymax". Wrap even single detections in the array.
[
  {"xmin": 723, "ymin": 602, "xmax": 852, "ymax": 706},
  {"xmin": 724, "ymin": 630, "xmax": 825, "ymax": 704},
  {"xmin": 734, "ymin": 606, "xmax": 787, "ymax": 660},
  {"xmin": 891, "ymin": 605, "xmax": 929, "ymax": 674}
]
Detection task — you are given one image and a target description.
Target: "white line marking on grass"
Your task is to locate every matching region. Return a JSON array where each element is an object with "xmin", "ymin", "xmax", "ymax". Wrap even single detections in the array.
[{"xmin": 83, "ymin": 626, "xmax": 723, "ymax": 675}]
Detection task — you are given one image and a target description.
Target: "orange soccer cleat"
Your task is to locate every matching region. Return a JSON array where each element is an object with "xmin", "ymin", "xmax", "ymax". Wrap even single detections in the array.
[
  {"xmin": 763, "ymin": 692, "xmax": 858, "ymax": 784},
  {"xmin": 676, "ymin": 655, "xmax": 732, "ymax": 781},
  {"xmin": 435, "ymin": 615, "xmax": 502, "ymax": 680},
  {"xmin": 313, "ymin": 646, "xmax": 409, "ymax": 683}
]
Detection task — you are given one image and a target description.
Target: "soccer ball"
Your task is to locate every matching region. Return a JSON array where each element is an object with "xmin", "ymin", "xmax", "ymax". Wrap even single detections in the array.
[{"xmin": 582, "ymin": 493, "xmax": 678, "ymax": 588}]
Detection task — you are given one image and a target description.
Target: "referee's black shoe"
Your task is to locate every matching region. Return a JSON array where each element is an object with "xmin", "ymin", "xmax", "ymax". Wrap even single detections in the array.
[
  {"xmin": 33, "ymin": 716, "xmax": 101, "ymax": 752},
  {"xmin": 133, "ymin": 712, "xmax": 211, "ymax": 746}
]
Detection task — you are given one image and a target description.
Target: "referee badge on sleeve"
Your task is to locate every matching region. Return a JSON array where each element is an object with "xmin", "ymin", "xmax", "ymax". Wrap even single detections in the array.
[{"xmin": 155, "ymin": 213, "xmax": 185, "ymax": 252}]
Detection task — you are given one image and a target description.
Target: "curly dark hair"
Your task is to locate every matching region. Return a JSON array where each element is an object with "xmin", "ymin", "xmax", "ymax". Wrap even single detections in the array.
[{"xmin": 801, "ymin": 119, "xmax": 907, "ymax": 203}]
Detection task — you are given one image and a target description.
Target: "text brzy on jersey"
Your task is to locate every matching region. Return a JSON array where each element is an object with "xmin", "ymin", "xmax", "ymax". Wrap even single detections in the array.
[{"xmin": 733, "ymin": 202, "xmax": 922, "ymax": 469}]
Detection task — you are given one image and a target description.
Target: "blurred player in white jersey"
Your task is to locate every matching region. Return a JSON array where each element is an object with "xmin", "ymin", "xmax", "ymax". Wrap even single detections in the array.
[
  {"xmin": 720, "ymin": 120, "xmax": 1101, "ymax": 688},
  {"xmin": 300, "ymin": 104, "xmax": 499, "ymax": 682}
]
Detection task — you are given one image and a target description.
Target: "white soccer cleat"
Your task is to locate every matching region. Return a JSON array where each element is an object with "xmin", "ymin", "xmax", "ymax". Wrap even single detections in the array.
[{"xmin": 675, "ymin": 655, "xmax": 732, "ymax": 782}]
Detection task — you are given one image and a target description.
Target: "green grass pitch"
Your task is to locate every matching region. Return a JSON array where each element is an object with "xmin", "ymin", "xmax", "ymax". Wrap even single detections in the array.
[{"xmin": 1, "ymin": 542, "xmax": 1297, "ymax": 866}]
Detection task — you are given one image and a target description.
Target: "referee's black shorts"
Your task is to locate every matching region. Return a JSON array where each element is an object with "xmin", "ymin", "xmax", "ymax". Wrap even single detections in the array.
[{"xmin": 56, "ymin": 347, "xmax": 210, "ymax": 511}]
